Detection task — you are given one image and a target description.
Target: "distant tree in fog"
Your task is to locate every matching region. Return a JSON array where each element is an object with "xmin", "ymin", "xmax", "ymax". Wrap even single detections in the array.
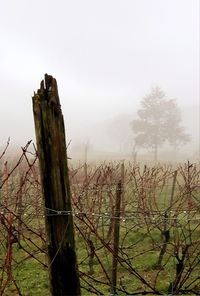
[
  {"xmin": 131, "ymin": 87, "xmax": 190, "ymax": 161},
  {"xmin": 107, "ymin": 114, "xmax": 133, "ymax": 152}
]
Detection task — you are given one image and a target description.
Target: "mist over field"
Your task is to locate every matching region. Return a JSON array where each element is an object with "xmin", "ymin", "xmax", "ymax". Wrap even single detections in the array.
[
  {"xmin": 1, "ymin": 3, "xmax": 200, "ymax": 295},
  {"xmin": 0, "ymin": 0, "xmax": 199, "ymax": 162}
]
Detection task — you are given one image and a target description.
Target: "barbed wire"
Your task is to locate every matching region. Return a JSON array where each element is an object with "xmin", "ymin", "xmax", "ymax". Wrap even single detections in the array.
[{"xmin": 1, "ymin": 204, "xmax": 200, "ymax": 221}]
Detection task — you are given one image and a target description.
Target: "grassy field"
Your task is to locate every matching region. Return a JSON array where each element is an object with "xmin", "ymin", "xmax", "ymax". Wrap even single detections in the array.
[{"xmin": 1, "ymin": 156, "xmax": 200, "ymax": 295}]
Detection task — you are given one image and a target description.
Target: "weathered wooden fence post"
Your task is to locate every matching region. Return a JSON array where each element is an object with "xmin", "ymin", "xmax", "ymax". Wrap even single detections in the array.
[
  {"xmin": 32, "ymin": 74, "xmax": 81, "ymax": 296},
  {"xmin": 110, "ymin": 180, "xmax": 122, "ymax": 295}
]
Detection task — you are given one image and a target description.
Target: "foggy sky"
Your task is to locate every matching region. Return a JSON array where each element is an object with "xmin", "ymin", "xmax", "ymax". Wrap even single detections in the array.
[{"xmin": 0, "ymin": 0, "xmax": 199, "ymax": 154}]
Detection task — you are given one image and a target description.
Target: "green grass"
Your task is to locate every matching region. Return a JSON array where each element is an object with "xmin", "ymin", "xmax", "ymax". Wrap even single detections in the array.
[
  {"xmin": 1, "ymin": 162, "xmax": 200, "ymax": 295},
  {"xmin": 12, "ymin": 259, "xmax": 49, "ymax": 296}
]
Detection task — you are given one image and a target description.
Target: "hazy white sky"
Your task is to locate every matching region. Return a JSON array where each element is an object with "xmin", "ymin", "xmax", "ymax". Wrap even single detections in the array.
[{"xmin": 0, "ymin": 0, "xmax": 199, "ymax": 152}]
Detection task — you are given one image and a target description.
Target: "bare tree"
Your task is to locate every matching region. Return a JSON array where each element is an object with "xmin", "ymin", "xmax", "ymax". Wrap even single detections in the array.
[{"xmin": 131, "ymin": 87, "xmax": 190, "ymax": 161}]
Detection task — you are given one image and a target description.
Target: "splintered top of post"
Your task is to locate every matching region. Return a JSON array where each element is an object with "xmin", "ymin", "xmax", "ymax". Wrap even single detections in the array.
[{"xmin": 33, "ymin": 74, "xmax": 61, "ymax": 107}]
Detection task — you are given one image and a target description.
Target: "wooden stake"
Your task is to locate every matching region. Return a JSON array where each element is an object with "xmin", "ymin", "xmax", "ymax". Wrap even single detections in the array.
[
  {"xmin": 32, "ymin": 74, "xmax": 81, "ymax": 296},
  {"xmin": 110, "ymin": 181, "xmax": 122, "ymax": 295}
]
